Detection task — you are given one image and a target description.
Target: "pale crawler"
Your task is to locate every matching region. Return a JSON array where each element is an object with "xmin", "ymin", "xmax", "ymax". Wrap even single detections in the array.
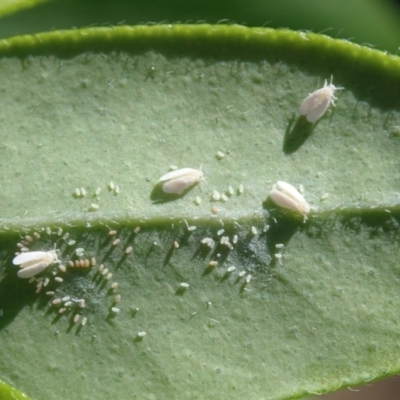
[
  {"xmin": 299, "ymin": 76, "xmax": 344, "ymax": 123},
  {"xmin": 159, "ymin": 167, "xmax": 204, "ymax": 194},
  {"xmin": 269, "ymin": 181, "xmax": 310, "ymax": 216},
  {"xmin": 13, "ymin": 250, "xmax": 60, "ymax": 278}
]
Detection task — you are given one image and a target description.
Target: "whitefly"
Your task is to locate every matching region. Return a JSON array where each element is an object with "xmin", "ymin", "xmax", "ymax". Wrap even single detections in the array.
[{"xmin": 13, "ymin": 249, "xmax": 60, "ymax": 279}]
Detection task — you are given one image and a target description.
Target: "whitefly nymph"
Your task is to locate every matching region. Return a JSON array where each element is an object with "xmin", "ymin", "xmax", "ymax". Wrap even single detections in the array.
[
  {"xmin": 269, "ymin": 181, "xmax": 310, "ymax": 216},
  {"xmin": 299, "ymin": 76, "xmax": 344, "ymax": 123},
  {"xmin": 159, "ymin": 167, "xmax": 204, "ymax": 194},
  {"xmin": 13, "ymin": 250, "xmax": 60, "ymax": 278}
]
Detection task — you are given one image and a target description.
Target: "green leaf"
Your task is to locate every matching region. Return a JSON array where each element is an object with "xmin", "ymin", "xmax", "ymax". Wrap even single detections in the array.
[
  {"xmin": 0, "ymin": 0, "xmax": 49, "ymax": 18},
  {"xmin": 0, "ymin": 25, "xmax": 400, "ymax": 400},
  {"xmin": 0, "ymin": 380, "xmax": 31, "ymax": 400}
]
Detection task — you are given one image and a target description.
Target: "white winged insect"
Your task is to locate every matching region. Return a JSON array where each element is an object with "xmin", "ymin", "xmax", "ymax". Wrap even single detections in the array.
[
  {"xmin": 299, "ymin": 76, "xmax": 344, "ymax": 123},
  {"xmin": 13, "ymin": 250, "xmax": 60, "ymax": 279},
  {"xmin": 269, "ymin": 181, "xmax": 310, "ymax": 217},
  {"xmin": 159, "ymin": 167, "xmax": 204, "ymax": 194}
]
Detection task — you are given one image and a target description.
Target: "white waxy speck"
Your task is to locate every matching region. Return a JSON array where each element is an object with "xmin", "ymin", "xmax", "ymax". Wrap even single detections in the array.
[
  {"xmin": 84, "ymin": 259, "xmax": 90, "ymax": 267},
  {"xmin": 212, "ymin": 190, "xmax": 221, "ymax": 201},
  {"xmin": 232, "ymin": 235, "xmax": 238, "ymax": 244},
  {"xmin": 227, "ymin": 266, "xmax": 236, "ymax": 272},
  {"xmin": 238, "ymin": 184, "xmax": 244, "ymax": 194},
  {"xmin": 114, "ymin": 294, "xmax": 121, "ymax": 303},
  {"xmin": 111, "ymin": 282, "xmax": 119, "ymax": 289},
  {"xmin": 16, "ymin": 243, "xmax": 24, "ymax": 249},
  {"xmin": 75, "ymin": 248, "xmax": 84, "ymax": 257},
  {"xmin": 112, "ymin": 238, "xmax": 120, "ymax": 246},
  {"xmin": 57, "ymin": 227, "xmax": 63, "ymax": 236},
  {"xmin": 238, "ymin": 271, "xmax": 246, "ymax": 277},
  {"xmin": 25, "ymin": 235, "xmax": 33, "ymax": 242},
  {"xmin": 228, "ymin": 185, "xmax": 234, "ymax": 196},
  {"xmin": 275, "ymin": 243, "xmax": 284, "ymax": 249},
  {"xmin": 74, "ymin": 188, "xmax": 81, "ymax": 197},
  {"xmin": 64, "ymin": 301, "xmax": 72, "ymax": 307},
  {"xmin": 201, "ymin": 237, "xmax": 215, "ymax": 248},
  {"xmin": 102, "ymin": 268, "xmax": 109, "ymax": 276},
  {"xmin": 13, "ymin": 250, "xmax": 60, "ymax": 279},
  {"xmin": 169, "ymin": 165, "xmax": 178, "ymax": 171},
  {"xmin": 263, "ymin": 225, "xmax": 270, "ymax": 233},
  {"xmin": 43, "ymin": 277, "xmax": 50, "ymax": 287},
  {"xmin": 108, "ymin": 230, "xmax": 117, "ymax": 236},
  {"xmin": 245, "ymin": 275, "xmax": 252, "ymax": 283},
  {"xmin": 217, "ymin": 229, "xmax": 225, "ymax": 236},
  {"xmin": 68, "ymin": 240, "xmax": 76, "ymax": 246},
  {"xmin": 95, "ymin": 187, "xmax": 101, "ymax": 196},
  {"xmin": 91, "ymin": 257, "xmax": 96, "ymax": 266},
  {"xmin": 46, "ymin": 227, "xmax": 51, "ymax": 235},
  {"xmin": 33, "ymin": 232, "xmax": 40, "ymax": 239},
  {"xmin": 78, "ymin": 299, "xmax": 86, "ymax": 308},
  {"xmin": 62, "ymin": 296, "xmax": 70, "ymax": 302},
  {"xmin": 90, "ymin": 203, "xmax": 99, "ymax": 211},
  {"xmin": 299, "ymin": 77, "xmax": 344, "ymax": 123},
  {"xmin": 194, "ymin": 196, "xmax": 202, "ymax": 205},
  {"xmin": 106, "ymin": 273, "xmax": 113, "ymax": 280},
  {"xmin": 35, "ymin": 281, "xmax": 43, "ymax": 293},
  {"xmin": 251, "ymin": 226, "xmax": 258, "ymax": 235},
  {"xmin": 320, "ymin": 193, "xmax": 329, "ymax": 201},
  {"xmin": 55, "ymin": 277, "xmax": 63, "ymax": 283},
  {"xmin": 269, "ymin": 181, "xmax": 310, "ymax": 216},
  {"xmin": 63, "ymin": 232, "xmax": 70, "ymax": 240},
  {"xmin": 46, "ymin": 291, "xmax": 54, "ymax": 296},
  {"xmin": 173, "ymin": 241, "xmax": 179, "ymax": 249},
  {"xmin": 58, "ymin": 307, "xmax": 67, "ymax": 314},
  {"xmin": 59, "ymin": 264, "xmax": 66, "ymax": 273},
  {"xmin": 180, "ymin": 282, "xmax": 190, "ymax": 288},
  {"xmin": 115, "ymin": 185, "xmax": 120, "ymax": 194},
  {"xmin": 81, "ymin": 317, "xmax": 87, "ymax": 326},
  {"xmin": 275, "ymin": 253, "xmax": 282, "ymax": 259},
  {"xmin": 80, "ymin": 187, "xmax": 86, "ymax": 197},
  {"xmin": 134, "ymin": 227, "xmax": 141, "ymax": 234},
  {"xmin": 125, "ymin": 246, "xmax": 133, "ymax": 254},
  {"xmin": 52, "ymin": 298, "xmax": 61, "ymax": 305},
  {"xmin": 159, "ymin": 167, "xmax": 204, "ymax": 194},
  {"xmin": 298, "ymin": 184, "xmax": 304, "ymax": 194},
  {"xmin": 98, "ymin": 264, "xmax": 104, "ymax": 272},
  {"xmin": 208, "ymin": 261, "xmax": 218, "ymax": 267},
  {"xmin": 73, "ymin": 314, "xmax": 80, "ymax": 323},
  {"xmin": 108, "ymin": 181, "xmax": 115, "ymax": 190},
  {"xmin": 137, "ymin": 331, "xmax": 147, "ymax": 338},
  {"xmin": 20, "ymin": 247, "xmax": 29, "ymax": 252},
  {"xmin": 74, "ymin": 260, "xmax": 80, "ymax": 268},
  {"xmin": 221, "ymin": 194, "xmax": 228, "ymax": 202},
  {"xmin": 216, "ymin": 150, "xmax": 225, "ymax": 159},
  {"xmin": 111, "ymin": 307, "xmax": 120, "ymax": 314}
]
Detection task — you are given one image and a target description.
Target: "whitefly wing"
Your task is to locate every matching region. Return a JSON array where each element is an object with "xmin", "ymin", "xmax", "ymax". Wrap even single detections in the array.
[
  {"xmin": 269, "ymin": 188, "xmax": 299, "ymax": 211},
  {"xmin": 17, "ymin": 262, "xmax": 49, "ymax": 279},
  {"xmin": 159, "ymin": 168, "xmax": 198, "ymax": 182},
  {"xmin": 13, "ymin": 251, "xmax": 50, "ymax": 266},
  {"xmin": 162, "ymin": 174, "xmax": 198, "ymax": 194}
]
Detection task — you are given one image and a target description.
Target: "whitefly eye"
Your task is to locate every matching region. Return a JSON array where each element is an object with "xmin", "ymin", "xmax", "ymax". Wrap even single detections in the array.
[
  {"xmin": 299, "ymin": 77, "xmax": 344, "ymax": 123},
  {"xmin": 269, "ymin": 180, "xmax": 310, "ymax": 215},
  {"xmin": 13, "ymin": 250, "xmax": 59, "ymax": 278},
  {"xmin": 159, "ymin": 167, "xmax": 204, "ymax": 194}
]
